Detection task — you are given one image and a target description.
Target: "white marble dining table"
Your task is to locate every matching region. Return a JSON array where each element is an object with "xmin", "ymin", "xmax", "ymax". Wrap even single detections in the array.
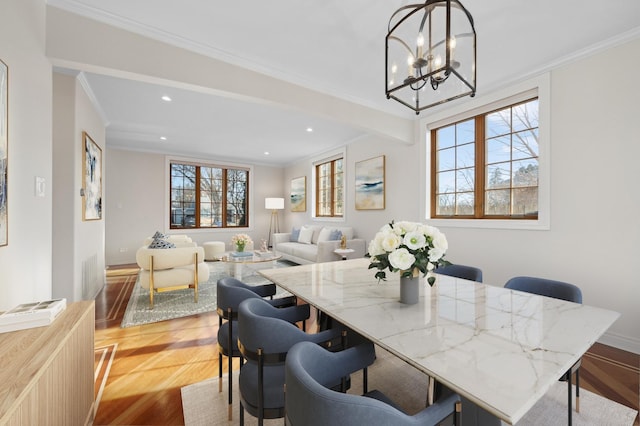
[{"xmin": 259, "ymin": 258, "xmax": 620, "ymax": 425}]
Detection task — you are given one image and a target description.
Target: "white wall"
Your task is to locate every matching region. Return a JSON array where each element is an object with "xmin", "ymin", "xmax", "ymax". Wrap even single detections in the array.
[
  {"xmin": 281, "ymin": 39, "xmax": 640, "ymax": 353},
  {"xmin": 104, "ymin": 148, "xmax": 284, "ymax": 265},
  {"xmin": 51, "ymin": 72, "xmax": 106, "ymax": 301},
  {"xmin": 0, "ymin": 0, "xmax": 53, "ymax": 310}
]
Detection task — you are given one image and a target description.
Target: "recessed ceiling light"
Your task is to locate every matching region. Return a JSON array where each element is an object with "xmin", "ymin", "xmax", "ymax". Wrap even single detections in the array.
[
  {"xmin": 160, "ymin": 136, "xmax": 167, "ymax": 141},
  {"xmin": 306, "ymin": 127, "xmax": 313, "ymax": 132},
  {"xmin": 161, "ymin": 95, "xmax": 172, "ymax": 102},
  {"xmin": 264, "ymin": 151, "xmax": 270, "ymax": 155}
]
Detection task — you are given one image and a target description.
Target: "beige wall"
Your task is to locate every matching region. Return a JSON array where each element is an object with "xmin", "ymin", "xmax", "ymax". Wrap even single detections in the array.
[
  {"xmin": 0, "ymin": 0, "xmax": 53, "ymax": 309},
  {"xmin": 104, "ymin": 149, "xmax": 284, "ymax": 265}
]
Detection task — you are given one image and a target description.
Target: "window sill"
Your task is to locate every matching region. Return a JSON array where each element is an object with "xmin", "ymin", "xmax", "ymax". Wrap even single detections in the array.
[{"xmin": 427, "ymin": 218, "xmax": 549, "ymax": 231}]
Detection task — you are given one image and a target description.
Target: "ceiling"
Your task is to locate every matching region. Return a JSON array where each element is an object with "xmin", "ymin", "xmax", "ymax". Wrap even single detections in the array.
[{"xmin": 48, "ymin": 0, "xmax": 640, "ymax": 166}]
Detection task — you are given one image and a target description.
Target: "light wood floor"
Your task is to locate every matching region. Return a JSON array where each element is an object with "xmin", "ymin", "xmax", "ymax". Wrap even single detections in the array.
[{"xmin": 95, "ymin": 266, "xmax": 640, "ymax": 425}]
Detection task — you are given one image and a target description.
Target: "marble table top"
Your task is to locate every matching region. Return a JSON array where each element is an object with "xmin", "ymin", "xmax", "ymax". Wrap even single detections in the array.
[{"xmin": 259, "ymin": 258, "xmax": 620, "ymax": 424}]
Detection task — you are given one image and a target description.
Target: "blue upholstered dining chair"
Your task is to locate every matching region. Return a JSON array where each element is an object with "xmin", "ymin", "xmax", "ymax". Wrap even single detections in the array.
[
  {"xmin": 216, "ymin": 277, "xmax": 297, "ymax": 420},
  {"xmin": 285, "ymin": 341, "xmax": 461, "ymax": 426},
  {"xmin": 237, "ymin": 297, "xmax": 371, "ymax": 426},
  {"xmin": 435, "ymin": 264, "xmax": 483, "ymax": 282},
  {"xmin": 504, "ymin": 276, "xmax": 583, "ymax": 424}
]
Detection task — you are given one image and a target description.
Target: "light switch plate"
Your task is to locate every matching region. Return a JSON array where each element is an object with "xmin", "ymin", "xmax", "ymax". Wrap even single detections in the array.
[{"xmin": 35, "ymin": 176, "xmax": 45, "ymax": 197}]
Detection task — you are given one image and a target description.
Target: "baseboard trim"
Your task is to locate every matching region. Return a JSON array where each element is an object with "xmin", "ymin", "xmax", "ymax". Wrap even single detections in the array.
[{"xmin": 598, "ymin": 331, "xmax": 640, "ymax": 355}]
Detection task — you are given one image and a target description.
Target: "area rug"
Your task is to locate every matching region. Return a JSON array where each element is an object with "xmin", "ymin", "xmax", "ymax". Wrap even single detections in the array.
[
  {"xmin": 181, "ymin": 346, "xmax": 638, "ymax": 426},
  {"xmin": 120, "ymin": 260, "xmax": 295, "ymax": 328}
]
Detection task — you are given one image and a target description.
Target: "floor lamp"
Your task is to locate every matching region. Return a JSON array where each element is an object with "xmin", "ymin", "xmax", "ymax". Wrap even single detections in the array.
[{"xmin": 265, "ymin": 197, "xmax": 284, "ymax": 249}]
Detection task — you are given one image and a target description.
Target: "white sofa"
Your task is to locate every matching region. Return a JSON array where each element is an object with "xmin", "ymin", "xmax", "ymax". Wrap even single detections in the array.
[{"xmin": 273, "ymin": 225, "xmax": 366, "ymax": 264}]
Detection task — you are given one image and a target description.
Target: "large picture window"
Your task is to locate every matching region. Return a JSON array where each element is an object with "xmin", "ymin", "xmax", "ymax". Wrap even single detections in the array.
[
  {"xmin": 170, "ymin": 162, "xmax": 249, "ymax": 229},
  {"xmin": 431, "ymin": 98, "xmax": 539, "ymax": 219},
  {"xmin": 315, "ymin": 157, "xmax": 343, "ymax": 218}
]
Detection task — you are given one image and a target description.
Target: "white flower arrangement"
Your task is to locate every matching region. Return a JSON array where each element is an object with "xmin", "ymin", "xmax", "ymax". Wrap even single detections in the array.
[
  {"xmin": 367, "ymin": 220, "xmax": 449, "ymax": 286},
  {"xmin": 231, "ymin": 233, "xmax": 253, "ymax": 251}
]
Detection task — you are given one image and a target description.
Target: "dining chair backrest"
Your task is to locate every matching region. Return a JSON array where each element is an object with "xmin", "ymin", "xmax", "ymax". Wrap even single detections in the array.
[
  {"xmin": 285, "ymin": 341, "xmax": 460, "ymax": 426},
  {"xmin": 216, "ymin": 277, "xmax": 277, "ymax": 319},
  {"xmin": 436, "ymin": 264, "xmax": 483, "ymax": 283},
  {"xmin": 504, "ymin": 276, "xmax": 582, "ymax": 303}
]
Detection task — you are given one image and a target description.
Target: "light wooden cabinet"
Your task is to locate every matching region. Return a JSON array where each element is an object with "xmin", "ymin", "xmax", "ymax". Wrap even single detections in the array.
[{"xmin": 0, "ymin": 301, "xmax": 95, "ymax": 425}]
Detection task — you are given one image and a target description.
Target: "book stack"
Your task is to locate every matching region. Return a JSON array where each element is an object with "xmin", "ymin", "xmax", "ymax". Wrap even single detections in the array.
[
  {"xmin": 231, "ymin": 251, "xmax": 253, "ymax": 258},
  {"xmin": 0, "ymin": 298, "xmax": 67, "ymax": 334}
]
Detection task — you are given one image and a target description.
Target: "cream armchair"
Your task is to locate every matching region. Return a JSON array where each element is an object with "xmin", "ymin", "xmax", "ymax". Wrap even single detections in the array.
[{"xmin": 136, "ymin": 245, "xmax": 210, "ymax": 308}]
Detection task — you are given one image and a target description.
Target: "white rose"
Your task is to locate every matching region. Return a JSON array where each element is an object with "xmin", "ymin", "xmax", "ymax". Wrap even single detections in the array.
[
  {"xmin": 429, "ymin": 247, "xmax": 445, "ymax": 262},
  {"xmin": 380, "ymin": 232, "xmax": 402, "ymax": 252},
  {"xmin": 388, "ymin": 248, "xmax": 416, "ymax": 271},
  {"xmin": 394, "ymin": 221, "xmax": 418, "ymax": 236},
  {"xmin": 403, "ymin": 231, "xmax": 426, "ymax": 250},
  {"xmin": 432, "ymin": 232, "xmax": 448, "ymax": 252},
  {"xmin": 368, "ymin": 237, "xmax": 385, "ymax": 257}
]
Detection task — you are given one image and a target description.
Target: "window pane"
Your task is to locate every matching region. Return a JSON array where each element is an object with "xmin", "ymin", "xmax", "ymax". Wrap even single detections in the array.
[
  {"xmin": 512, "ymin": 129, "xmax": 539, "ymax": 160},
  {"xmin": 513, "ymin": 187, "xmax": 538, "ymax": 216},
  {"xmin": 456, "ymin": 192, "xmax": 474, "ymax": 215},
  {"xmin": 456, "ymin": 168, "xmax": 474, "ymax": 192},
  {"xmin": 513, "ymin": 99, "xmax": 539, "ymax": 132},
  {"xmin": 436, "ymin": 194, "xmax": 455, "ymax": 216},
  {"xmin": 486, "ymin": 135, "xmax": 511, "ymax": 164},
  {"xmin": 486, "ymin": 109, "xmax": 511, "ymax": 138},
  {"xmin": 437, "ymin": 170, "xmax": 455, "ymax": 194},
  {"xmin": 226, "ymin": 169, "xmax": 248, "ymax": 226},
  {"xmin": 437, "ymin": 125, "xmax": 455, "ymax": 149},
  {"xmin": 456, "ymin": 119, "xmax": 475, "ymax": 144},
  {"xmin": 512, "ymin": 159, "xmax": 538, "ymax": 187},
  {"xmin": 486, "ymin": 164, "xmax": 510, "ymax": 189},
  {"xmin": 485, "ymin": 189, "xmax": 510, "ymax": 215},
  {"xmin": 170, "ymin": 163, "xmax": 196, "ymax": 228},
  {"xmin": 437, "ymin": 147, "xmax": 455, "ymax": 171},
  {"xmin": 456, "ymin": 143, "xmax": 475, "ymax": 169}
]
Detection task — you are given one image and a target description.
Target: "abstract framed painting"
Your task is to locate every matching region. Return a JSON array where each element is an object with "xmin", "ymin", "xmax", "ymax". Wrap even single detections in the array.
[
  {"xmin": 0, "ymin": 59, "xmax": 7, "ymax": 246},
  {"xmin": 290, "ymin": 176, "xmax": 306, "ymax": 212},
  {"xmin": 82, "ymin": 131, "xmax": 102, "ymax": 221},
  {"xmin": 355, "ymin": 155, "xmax": 385, "ymax": 210}
]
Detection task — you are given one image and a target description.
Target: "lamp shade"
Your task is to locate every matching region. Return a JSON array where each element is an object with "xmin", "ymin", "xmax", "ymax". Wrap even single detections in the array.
[{"xmin": 265, "ymin": 197, "xmax": 285, "ymax": 210}]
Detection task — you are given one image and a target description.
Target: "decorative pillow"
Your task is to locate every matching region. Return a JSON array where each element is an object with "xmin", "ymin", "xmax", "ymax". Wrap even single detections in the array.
[
  {"xmin": 329, "ymin": 229, "xmax": 343, "ymax": 241},
  {"xmin": 290, "ymin": 227, "xmax": 301, "ymax": 242},
  {"xmin": 317, "ymin": 227, "xmax": 333, "ymax": 243},
  {"xmin": 148, "ymin": 238, "xmax": 175, "ymax": 249},
  {"xmin": 152, "ymin": 231, "xmax": 167, "ymax": 240},
  {"xmin": 298, "ymin": 226, "xmax": 314, "ymax": 244}
]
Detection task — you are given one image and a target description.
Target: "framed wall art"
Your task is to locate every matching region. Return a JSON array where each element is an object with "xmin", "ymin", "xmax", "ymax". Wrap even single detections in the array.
[
  {"xmin": 355, "ymin": 155, "xmax": 385, "ymax": 210},
  {"xmin": 290, "ymin": 176, "xmax": 306, "ymax": 212},
  {"xmin": 0, "ymin": 59, "xmax": 7, "ymax": 246},
  {"xmin": 82, "ymin": 131, "xmax": 102, "ymax": 221}
]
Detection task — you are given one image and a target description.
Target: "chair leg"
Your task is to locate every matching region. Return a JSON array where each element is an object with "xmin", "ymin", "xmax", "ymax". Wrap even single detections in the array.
[
  {"xmin": 567, "ymin": 370, "xmax": 573, "ymax": 425},
  {"xmin": 575, "ymin": 367, "xmax": 580, "ymax": 413},
  {"xmin": 240, "ymin": 401, "xmax": 244, "ymax": 426},
  {"xmin": 363, "ymin": 367, "xmax": 368, "ymax": 394},
  {"xmin": 218, "ymin": 351, "xmax": 223, "ymax": 393}
]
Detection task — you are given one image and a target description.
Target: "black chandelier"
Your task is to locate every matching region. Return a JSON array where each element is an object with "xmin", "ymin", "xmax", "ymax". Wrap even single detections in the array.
[{"xmin": 385, "ymin": 0, "xmax": 476, "ymax": 114}]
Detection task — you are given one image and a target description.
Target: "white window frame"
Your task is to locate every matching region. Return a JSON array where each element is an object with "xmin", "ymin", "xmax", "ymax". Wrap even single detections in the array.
[{"xmin": 421, "ymin": 73, "xmax": 551, "ymax": 230}]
